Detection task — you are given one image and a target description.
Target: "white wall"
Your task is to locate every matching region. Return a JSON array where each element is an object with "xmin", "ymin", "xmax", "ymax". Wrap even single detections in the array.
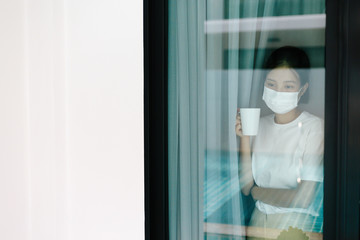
[
  {"xmin": 66, "ymin": 0, "xmax": 144, "ymax": 239},
  {"xmin": 0, "ymin": 1, "xmax": 28, "ymax": 239},
  {"xmin": 0, "ymin": 0, "xmax": 144, "ymax": 239}
]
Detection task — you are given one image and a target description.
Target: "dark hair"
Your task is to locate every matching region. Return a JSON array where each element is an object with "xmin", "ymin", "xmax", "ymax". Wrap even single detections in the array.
[{"xmin": 264, "ymin": 46, "xmax": 310, "ymax": 86}]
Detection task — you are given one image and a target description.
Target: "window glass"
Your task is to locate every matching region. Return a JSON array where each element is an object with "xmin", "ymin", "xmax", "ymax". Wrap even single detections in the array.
[
  {"xmin": 204, "ymin": 1, "xmax": 325, "ymax": 239},
  {"xmin": 168, "ymin": 1, "xmax": 325, "ymax": 239}
]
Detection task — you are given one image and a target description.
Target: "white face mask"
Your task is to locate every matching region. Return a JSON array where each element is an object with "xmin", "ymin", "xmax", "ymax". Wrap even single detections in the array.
[{"xmin": 262, "ymin": 86, "xmax": 302, "ymax": 114}]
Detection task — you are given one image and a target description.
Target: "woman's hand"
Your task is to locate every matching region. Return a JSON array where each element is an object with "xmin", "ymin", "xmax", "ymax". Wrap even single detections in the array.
[{"xmin": 235, "ymin": 109, "xmax": 243, "ymax": 137}]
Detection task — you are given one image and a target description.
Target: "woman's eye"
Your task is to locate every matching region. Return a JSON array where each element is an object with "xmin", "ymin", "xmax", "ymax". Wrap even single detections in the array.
[
  {"xmin": 285, "ymin": 85, "xmax": 294, "ymax": 89},
  {"xmin": 266, "ymin": 82, "xmax": 274, "ymax": 87}
]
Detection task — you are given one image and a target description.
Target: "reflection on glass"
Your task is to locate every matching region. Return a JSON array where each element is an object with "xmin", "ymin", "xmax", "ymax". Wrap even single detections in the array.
[{"xmin": 204, "ymin": 1, "xmax": 325, "ymax": 240}]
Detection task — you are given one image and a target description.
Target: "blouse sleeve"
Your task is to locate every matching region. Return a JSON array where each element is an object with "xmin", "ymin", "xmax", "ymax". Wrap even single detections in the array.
[{"xmin": 300, "ymin": 118, "xmax": 324, "ymax": 182}]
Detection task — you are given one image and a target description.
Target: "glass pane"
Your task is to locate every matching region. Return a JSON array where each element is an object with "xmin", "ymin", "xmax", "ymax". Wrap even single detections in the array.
[
  {"xmin": 169, "ymin": 1, "xmax": 325, "ymax": 240},
  {"xmin": 204, "ymin": 2, "xmax": 325, "ymax": 240}
]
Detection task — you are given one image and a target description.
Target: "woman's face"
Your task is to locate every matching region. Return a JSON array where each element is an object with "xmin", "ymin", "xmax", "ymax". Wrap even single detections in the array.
[{"xmin": 264, "ymin": 67, "xmax": 301, "ymax": 92}]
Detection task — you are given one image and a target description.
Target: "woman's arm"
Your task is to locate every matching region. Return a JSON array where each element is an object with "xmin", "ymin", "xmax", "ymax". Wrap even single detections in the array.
[
  {"xmin": 251, "ymin": 180, "xmax": 319, "ymax": 208},
  {"xmin": 235, "ymin": 112, "xmax": 254, "ymax": 195},
  {"xmin": 239, "ymin": 136, "xmax": 254, "ymax": 195}
]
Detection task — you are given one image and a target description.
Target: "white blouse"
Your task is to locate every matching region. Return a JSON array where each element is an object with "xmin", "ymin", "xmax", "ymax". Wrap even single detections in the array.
[{"xmin": 252, "ymin": 111, "xmax": 324, "ymax": 215}]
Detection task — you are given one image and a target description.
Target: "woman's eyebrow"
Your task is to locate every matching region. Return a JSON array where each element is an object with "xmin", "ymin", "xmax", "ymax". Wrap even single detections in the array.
[
  {"xmin": 266, "ymin": 78, "xmax": 276, "ymax": 82},
  {"xmin": 284, "ymin": 80, "xmax": 297, "ymax": 83}
]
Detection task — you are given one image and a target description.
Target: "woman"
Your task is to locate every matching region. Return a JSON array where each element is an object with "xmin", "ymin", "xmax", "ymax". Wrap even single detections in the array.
[{"xmin": 235, "ymin": 46, "xmax": 324, "ymax": 235}]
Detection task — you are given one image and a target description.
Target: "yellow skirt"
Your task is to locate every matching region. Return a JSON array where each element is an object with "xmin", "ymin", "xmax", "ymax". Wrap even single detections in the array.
[{"xmin": 247, "ymin": 207, "xmax": 317, "ymax": 239}]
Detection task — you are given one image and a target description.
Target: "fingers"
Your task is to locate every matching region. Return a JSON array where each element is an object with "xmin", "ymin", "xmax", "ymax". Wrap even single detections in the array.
[
  {"xmin": 236, "ymin": 115, "xmax": 241, "ymax": 124},
  {"xmin": 236, "ymin": 111, "xmax": 241, "ymax": 121},
  {"xmin": 235, "ymin": 122, "xmax": 242, "ymax": 137},
  {"xmin": 235, "ymin": 108, "xmax": 243, "ymax": 137}
]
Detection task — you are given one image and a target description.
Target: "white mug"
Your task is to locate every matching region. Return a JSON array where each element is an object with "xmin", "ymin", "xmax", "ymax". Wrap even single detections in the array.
[{"xmin": 239, "ymin": 108, "xmax": 261, "ymax": 136}]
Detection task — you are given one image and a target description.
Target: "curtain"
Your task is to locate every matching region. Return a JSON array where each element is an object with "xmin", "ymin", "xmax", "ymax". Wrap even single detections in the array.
[{"xmin": 168, "ymin": 0, "xmax": 206, "ymax": 240}]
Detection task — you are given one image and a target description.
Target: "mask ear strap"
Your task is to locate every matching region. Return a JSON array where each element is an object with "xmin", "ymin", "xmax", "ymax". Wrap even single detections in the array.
[{"xmin": 297, "ymin": 87, "xmax": 304, "ymax": 102}]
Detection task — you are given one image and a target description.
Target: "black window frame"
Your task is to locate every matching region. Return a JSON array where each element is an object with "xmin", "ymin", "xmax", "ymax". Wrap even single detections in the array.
[
  {"xmin": 144, "ymin": 0, "xmax": 360, "ymax": 239},
  {"xmin": 144, "ymin": 0, "xmax": 169, "ymax": 239}
]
